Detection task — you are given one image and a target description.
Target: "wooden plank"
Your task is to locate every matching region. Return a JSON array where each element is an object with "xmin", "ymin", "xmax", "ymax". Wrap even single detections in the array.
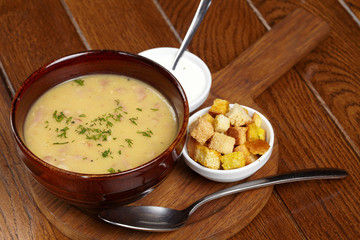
[
  {"xmin": 64, "ymin": 0, "xmax": 179, "ymax": 53},
  {"xmin": 245, "ymin": 1, "xmax": 360, "ymax": 239},
  {"xmin": 230, "ymin": 194, "xmax": 304, "ymax": 240},
  {"xmin": 0, "ymin": 0, "xmax": 85, "ymax": 91},
  {"xmin": 252, "ymin": 0, "xmax": 360, "ymax": 157},
  {"xmin": 343, "ymin": 0, "xmax": 360, "ymax": 21},
  {"xmin": 157, "ymin": 0, "xmax": 267, "ymax": 73},
  {"xmin": 160, "ymin": 0, "xmax": 359, "ymax": 239},
  {"xmin": 0, "ymin": 76, "xmax": 69, "ymax": 239},
  {"xmin": 0, "ymin": 0, "xmax": 86, "ymax": 239},
  {"xmin": 155, "ymin": 1, "xmax": 312, "ymax": 239}
]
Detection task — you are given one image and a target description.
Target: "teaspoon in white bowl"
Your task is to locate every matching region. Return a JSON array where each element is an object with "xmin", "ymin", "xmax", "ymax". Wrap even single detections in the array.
[{"xmin": 172, "ymin": 0, "xmax": 212, "ymax": 70}]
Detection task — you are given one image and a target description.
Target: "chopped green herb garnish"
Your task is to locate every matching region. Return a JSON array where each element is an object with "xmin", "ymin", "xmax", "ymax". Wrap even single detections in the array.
[
  {"xmin": 53, "ymin": 142, "xmax": 69, "ymax": 145},
  {"xmin": 66, "ymin": 117, "xmax": 73, "ymax": 124},
  {"xmin": 53, "ymin": 111, "xmax": 66, "ymax": 122},
  {"xmin": 76, "ymin": 125, "xmax": 87, "ymax": 134},
  {"xmin": 106, "ymin": 121, "xmax": 113, "ymax": 127},
  {"xmin": 136, "ymin": 108, "xmax": 142, "ymax": 111},
  {"xmin": 107, "ymin": 168, "xmax": 121, "ymax": 173},
  {"xmin": 114, "ymin": 106, "xmax": 123, "ymax": 112},
  {"xmin": 57, "ymin": 126, "xmax": 69, "ymax": 138},
  {"xmin": 102, "ymin": 149, "xmax": 112, "ymax": 158},
  {"xmin": 125, "ymin": 138, "xmax": 133, "ymax": 148},
  {"xmin": 74, "ymin": 79, "xmax": 84, "ymax": 86},
  {"xmin": 129, "ymin": 117, "xmax": 138, "ymax": 125},
  {"xmin": 78, "ymin": 114, "xmax": 86, "ymax": 117},
  {"xmin": 114, "ymin": 99, "xmax": 120, "ymax": 106},
  {"xmin": 137, "ymin": 128, "xmax": 153, "ymax": 137},
  {"xmin": 118, "ymin": 150, "xmax": 122, "ymax": 155},
  {"xmin": 151, "ymin": 108, "xmax": 159, "ymax": 111},
  {"xmin": 112, "ymin": 114, "xmax": 122, "ymax": 122},
  {"xmin": 97, "ymin": 143, "xmax": 102, "ymax": 147}
]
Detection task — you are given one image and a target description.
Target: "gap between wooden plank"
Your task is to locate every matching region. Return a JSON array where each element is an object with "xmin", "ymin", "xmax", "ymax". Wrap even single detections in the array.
[
  {"xmin": 300, "ymin": 70, "xmax": 360, "ymax": 157},
  {"xmin": 338, "ymin": 0, "xmax": 360, "ymax": 27},
  {"xmin": 0, "ymin": 60, "xmax": 15, "ymax": 98},
  {"xmin": 246, "ymin": 0, "xmax": 360, "ymax": 158},
  {"xmin": 246, "ymin": 0, "xmax": 271, "ymax": 31},
  {"xmin": 245, "ymin": 0, "xmax": 360, "ymax": 237},
  {"xmin": 152, "ymin": 0, "xmax": 184, "ymax": 44},
  {"xmin": 59, "ymin": 0, "xmax": 92, "ymax": 50}
]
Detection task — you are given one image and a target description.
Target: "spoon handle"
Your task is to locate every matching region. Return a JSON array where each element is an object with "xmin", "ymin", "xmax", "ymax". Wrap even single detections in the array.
[
  {"xmin": 187, "ymin": 168, "xmax": 348, "ymax": 216},
  {"xmin": 172, "ymin": 0, "xmax": 212, "ymax": 70}
]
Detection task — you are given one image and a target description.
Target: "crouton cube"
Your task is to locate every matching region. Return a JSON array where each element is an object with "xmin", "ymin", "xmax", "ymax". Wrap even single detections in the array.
[
  {"xmin": 225, "ymin": 104, "xmax": 252, "ymax": 126},
  {"xmin": 245, "ymin": 139, "xmax": 270, "ymax": 155},
  {"xmin": 214, "ymin": 114, "xmax": 230, "ymax": 133},
  {"xmin": 201, "ymin": 113, "xmax": 215, "ymax": 126},
  {"xmin": 227, "ymin": 126, "xmax": 248, "ymax": 145},
  {"xmin": 209, "ymin": 99, "xmax": 230, "ymax": 116},
  {"xmin": 245, "ymin": 154, "xmax": 258, "ymax": 165},
  {"xmin": 186, "ymin": 136, "xmax": 201, "ymax": 159},
  {"xmin": 194, "ymin": 145, "xmax": 221, "ymax": 169},
  {"xmin": 252, "ymin": 112, "xmax": 262, "ymax": 127},
  {"xmin": 234, "ymin": 144, "xmax": 258, "ymax": 165},
  {"xmin": 208, "ymin": 132, "xmax": 235, "ymax": 154},
  {"xmin": 220, "ymin": 151, "xmax": 245, "ymax": 170},
  {"xmin": 246, "ymin": 123, "xmax": 266, "ymax": 141},
  {"xmin": 189, "ymin": 116, "xmax": 214, "ymax": 145}
]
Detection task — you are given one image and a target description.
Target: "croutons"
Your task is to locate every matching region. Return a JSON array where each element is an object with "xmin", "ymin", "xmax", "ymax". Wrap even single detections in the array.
[
  {"xmin": 208, "ymin": 132, "xmax": 235, "ymax": 154},
  {"xmin": 201, "ymin": 113, "xmax": 215, "ymax": 125},
  {"xmin": 225, "ymin": 103, "xmax": 252, "ymax": 126},
  {"xmin": 220, "ymin": 151, "xmax": 245, "ymax": 170},
  {"xmin": 187, "ymin": 136, "xmax": 201, "ymax": 159},
  {"xmin": 209, "ymin": 99, "xmax": 230, "ymax": 116},
  {"xmin": 252, "ymin": 112, "xmax": 262, "ymax": 127},
  {"xmin": 246, "ymin": 123, "xmax": 265, "ymax": 141},
  {"xmin": 234, "ymin": 144, "xmax": 258, "ymax": 165},
  {"xmin": 194, "ymin": 145, "xmax": 221, "ymax": 169},
  {"xmin": 214, "ymin": 114, "xmax": 230, "ymax": 133},
  {"xmin": 186, "ymin": 98, "xmax": 271, "ymax": 171},
  {"xmin": 227, "ymin": 126, "xmax": 247, "ymax": 145},
  {"xmin": 189, "ymin": 116, "xmax": 214, "ymax": 145},
  {"xmin": 245, "ymin": 139, "xmax": 270, "ymax": 155}
]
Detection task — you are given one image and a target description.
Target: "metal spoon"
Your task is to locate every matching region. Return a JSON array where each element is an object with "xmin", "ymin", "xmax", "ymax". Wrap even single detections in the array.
[
  {"xmin": 172, "ymin": 0, "xmax": 212, "ymax": 70},
  {"xmin": 98, "ymin": 168, "xmax": 348, "ymax": 232}
]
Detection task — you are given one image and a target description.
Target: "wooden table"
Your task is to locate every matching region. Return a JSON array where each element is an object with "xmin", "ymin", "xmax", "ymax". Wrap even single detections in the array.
[{"xmin": 1, "ymin": 0, "xmax": 359, "ymax": 239}]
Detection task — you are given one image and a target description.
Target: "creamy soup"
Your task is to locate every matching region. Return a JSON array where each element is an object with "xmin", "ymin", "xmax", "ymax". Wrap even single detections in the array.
[{"xmin": 24, "ymin": 74, "xmax": 178, "ymax": 174}]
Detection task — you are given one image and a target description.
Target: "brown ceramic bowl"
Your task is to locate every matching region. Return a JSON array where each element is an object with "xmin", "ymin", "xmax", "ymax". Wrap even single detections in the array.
[{"xmin": 10, "ymin": 50, "xmax": 189, "ymax": 209}]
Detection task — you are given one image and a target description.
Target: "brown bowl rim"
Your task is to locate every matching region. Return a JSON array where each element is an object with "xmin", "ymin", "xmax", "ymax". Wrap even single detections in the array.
[{"xmin": 10, "ymin": 49, "xmax": 189, "ymax": 179}]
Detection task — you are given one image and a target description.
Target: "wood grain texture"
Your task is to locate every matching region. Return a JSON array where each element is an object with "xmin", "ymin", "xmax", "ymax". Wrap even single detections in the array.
[
  {"xmin": 343, "ymin": 0, "xmax": 360, "ymax": 20},
  {"xmin": 211, "ymin": 8, "xmax": 330, "ymax": 102},
  {"xmin": 252, "ymin": 0, "xmax": 360, "ymax": 159},
  {"xmin": 63, "ymin": 0, "xmax": 179, "ymax": 53},
  {"xmin": 0, "ymin": 0, "xmax": 359, "ymax": 239},
  {"xmin": 29, "ymin": 145, "xmax": 277, "ymax": 239},
  {"xmin": 242, "ymin": 1, "xmax": 360, "ymax": 239},
  {"xmin": 0, "ymin": 0, "xmax": 85, "ymax": 92},
  {"xmin": 158, "ymin": 0, "xmax": 266, "ymax": 73}
]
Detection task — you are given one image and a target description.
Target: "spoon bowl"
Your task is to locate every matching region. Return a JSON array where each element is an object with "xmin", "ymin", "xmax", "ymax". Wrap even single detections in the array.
[{"xmin": 98, "ymin": 168, "xmax": 348, "ymax": 231}]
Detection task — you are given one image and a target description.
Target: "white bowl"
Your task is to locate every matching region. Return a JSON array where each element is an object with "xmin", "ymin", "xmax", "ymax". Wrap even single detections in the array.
[
  {"xmin": 182, "ymin": 104, "xmax": 274, "ymax": 182},
  {"xmin": 139, "ymin": 47, "xmax": 211, "ymax": 113}
]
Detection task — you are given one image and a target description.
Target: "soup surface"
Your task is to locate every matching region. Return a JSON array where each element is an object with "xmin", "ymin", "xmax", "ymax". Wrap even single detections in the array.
[{"xmin": 24, "ymin": 74, "xmax": 178, "ymax": 174}]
